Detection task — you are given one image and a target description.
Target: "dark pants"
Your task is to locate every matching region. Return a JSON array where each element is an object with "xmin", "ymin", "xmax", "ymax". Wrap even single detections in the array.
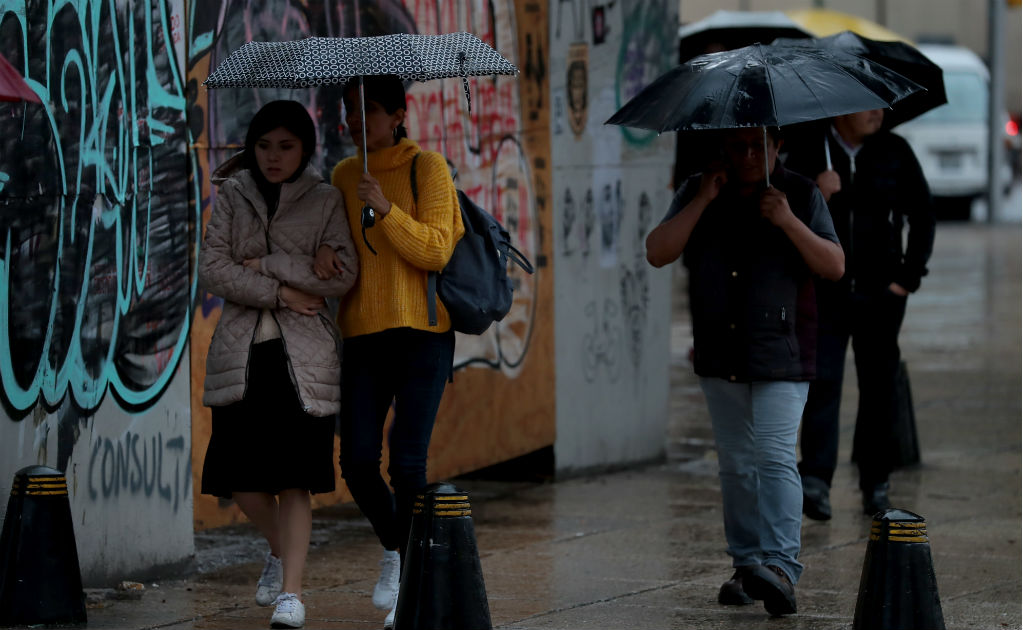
[
  {"xmin": 339, "ymin": 327, "xmax": 455, "ymax": 554},
  {"xmin": 799, "ymin": 288, "xmax": 908, "ymax": 491}
]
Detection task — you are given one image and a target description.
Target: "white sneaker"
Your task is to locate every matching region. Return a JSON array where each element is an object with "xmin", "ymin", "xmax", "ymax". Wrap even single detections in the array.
[
  {"xmin": 270, "ymin": 592, "xmax": 305, "ymax": 629},
  {"xmin": 384, "ymin": 600, "xmax": 397, "ymax": 629},
  {"xmin": 256, "ymin": 552, "xmax": 283, "ymax": 606},
  {"xmin": 372, "ymin": 549, "xmax": 400, "ymax": 609}
]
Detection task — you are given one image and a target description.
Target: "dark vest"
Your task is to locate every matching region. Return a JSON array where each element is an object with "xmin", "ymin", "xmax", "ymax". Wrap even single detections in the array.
[{"xmin": 681, "ymin": 168, "xmax": 820, "ymax": 382}]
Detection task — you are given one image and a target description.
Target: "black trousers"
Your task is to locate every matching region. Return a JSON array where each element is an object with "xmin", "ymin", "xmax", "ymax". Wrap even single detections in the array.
[
  {"xmin": 338, "ymin": 327, "xmax": 455, "ymax": 554},
  {"xmin": 799, "ymin": 287, "xmax": 908, "ymax": 491}
]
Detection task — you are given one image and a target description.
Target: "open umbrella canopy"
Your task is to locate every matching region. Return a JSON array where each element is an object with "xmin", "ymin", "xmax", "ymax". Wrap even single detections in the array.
[
  {"xmin": 678, "ymin": 10, "xmax": 811, "ymax": 62},
  {"xmin": 0, "ymin": 52, "xmax": 41, "ymax": 104},
  {"xmin": 605, "ymin": 42, "xmax": 924, "ymax": 133},
  {"xmin": 203, "ymin": 32, "xmax": 518, "ymax": 90},
  {"xmin": 785, "ymin": 8, "xmax": 910, "ymax": 43},
  {"xmin": 773, "ymin": 31, "xmax": 946, "ymax": 129}
]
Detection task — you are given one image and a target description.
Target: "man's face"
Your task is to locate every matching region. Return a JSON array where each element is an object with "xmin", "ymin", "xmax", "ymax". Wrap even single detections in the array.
[
  {"xmin": 722, "ymin": 128, "xmax": 780, "ymax": 184},
  {"xmin": 837, "ymin": 109, "xmax": 884, "ymax": 140}
]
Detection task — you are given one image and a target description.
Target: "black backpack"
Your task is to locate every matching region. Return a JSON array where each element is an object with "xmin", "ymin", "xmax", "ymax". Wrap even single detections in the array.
[{"xmin": 411, "ymin": 153, "xmax": 534, "ymax": 335}]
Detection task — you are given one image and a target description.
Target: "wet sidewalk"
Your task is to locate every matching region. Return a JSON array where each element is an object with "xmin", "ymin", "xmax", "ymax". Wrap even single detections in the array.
[{"xmin": 81, "ymin": 222, "xmax": 1020, "ymax": 630}]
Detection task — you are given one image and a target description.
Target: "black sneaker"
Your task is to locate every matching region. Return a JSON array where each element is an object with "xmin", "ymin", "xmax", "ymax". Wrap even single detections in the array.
[
  {"xmin": 718, "ymin": 567, "xmax": 754, "ymax": 605},
  {"xmin": 802, "ymin": 475, "xmax": 832, "ymax": 521},
  {"xmin": 742, "ymin": 564, "xmax": 797, "ymax": 616},
  {"xmin": 862, "ymin": 482, "xmax": 892, "ymax": 517}
]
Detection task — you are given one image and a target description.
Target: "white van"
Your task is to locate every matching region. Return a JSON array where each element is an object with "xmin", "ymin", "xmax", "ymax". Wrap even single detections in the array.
[{"xmin": 896, "ymin": 44, "xmax": 1012, "ymax": 220}]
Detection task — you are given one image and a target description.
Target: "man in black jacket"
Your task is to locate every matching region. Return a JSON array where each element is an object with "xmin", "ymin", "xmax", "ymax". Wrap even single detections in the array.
[
  {"xmin": 648, "ymin": 127, "xmax": 844, "ymax": 617},
  {"xmin": 783, "ymin": 109, "xmax": 936, "ymax": 520}
]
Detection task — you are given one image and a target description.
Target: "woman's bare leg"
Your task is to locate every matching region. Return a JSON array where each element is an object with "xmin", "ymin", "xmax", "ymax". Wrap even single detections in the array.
[
  {"xmin": 277, "ymin": 488, "xmax": 312, "ymax": 597},
  {"xmin": 233, "ymin": 492, "xmax": 281, "ymax": 556}
]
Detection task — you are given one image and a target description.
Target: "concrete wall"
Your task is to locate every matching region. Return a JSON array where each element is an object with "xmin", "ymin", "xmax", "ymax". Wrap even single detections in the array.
[
  {"xmin": 549, "ymin": 1, "xmax": 676, "ymax": 474},
  {"xmin": 677, "ymin": 0, "xmax": 1022, "ymax": 112}
]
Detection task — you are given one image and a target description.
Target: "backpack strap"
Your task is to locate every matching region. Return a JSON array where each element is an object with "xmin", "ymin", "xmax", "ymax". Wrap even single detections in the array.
[{"xmin": 409, "ymin": 153, "xmax": 439, "ymax": 327}]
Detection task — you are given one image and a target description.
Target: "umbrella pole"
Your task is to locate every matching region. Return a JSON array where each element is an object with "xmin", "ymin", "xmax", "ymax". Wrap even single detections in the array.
[
  {"xmin": 359, "ymin": 76, "xmax": 368, "ymax": 173},
  {"xmin": 763, "ymin": 126, "xmax": 771, "ymax": 188},
  {"xmin": 824, "ymin": 135, "xmax": 833, "ymax": 171}
]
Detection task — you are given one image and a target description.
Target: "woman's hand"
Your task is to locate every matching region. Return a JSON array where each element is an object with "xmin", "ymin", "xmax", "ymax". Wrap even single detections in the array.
[
  {"xmin": 243, "ymin": 258, "xmax": 262, "ymax": 272},
  {"xmin": 357, "ymin": 172, "xmax": 391, "ymax": 217},
  {"xmin": 278, "ymin": 285, "xmax": 325, "ymax": 316},
  {"xmin": 314, "ymin": 244, "xmax": 346, "ymax": 279}
]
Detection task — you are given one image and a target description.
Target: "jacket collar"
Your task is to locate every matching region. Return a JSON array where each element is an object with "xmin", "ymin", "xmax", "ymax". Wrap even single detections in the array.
[{"xmin": 232, "ymin": 165, "xmax": 324, "ymax": 222}]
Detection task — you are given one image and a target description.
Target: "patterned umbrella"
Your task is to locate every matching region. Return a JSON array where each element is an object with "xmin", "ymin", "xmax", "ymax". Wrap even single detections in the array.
[{"xmin": 203, "ymin": 32, "xmax": 517, "ymax": 109}]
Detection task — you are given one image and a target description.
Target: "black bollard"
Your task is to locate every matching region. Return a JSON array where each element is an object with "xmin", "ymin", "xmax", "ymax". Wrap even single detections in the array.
[
  {"xmin": 393, "ymin": 482, "xmax": 491, "ymax": 630},
  {"xmin": 853, "ymin": 508, "xmax": 944, "ymax": 630},
  {"xmin": 0, "ymin": 465, "xmax": 87, "ymax": 627}
]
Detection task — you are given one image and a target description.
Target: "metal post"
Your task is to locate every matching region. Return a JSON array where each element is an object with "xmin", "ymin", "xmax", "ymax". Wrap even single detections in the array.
[{"xmin": 987, "ymin": 0, "xmax": 1006, "ymax": 222}]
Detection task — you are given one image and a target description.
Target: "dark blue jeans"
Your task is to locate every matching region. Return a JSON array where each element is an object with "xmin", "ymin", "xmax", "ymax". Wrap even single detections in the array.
[
  {"xmin": 339, "ymin": 327, "xmax": 455, "ymax": 553},
  {"xmin": 799, "ymin": 287, "xmax": 908, "ymax": 491}
]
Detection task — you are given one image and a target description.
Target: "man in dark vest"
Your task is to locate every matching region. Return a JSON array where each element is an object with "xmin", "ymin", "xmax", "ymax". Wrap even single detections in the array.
[{"xmin": 647, "ymin": 126, "xmax": 844, "ymax": 617}]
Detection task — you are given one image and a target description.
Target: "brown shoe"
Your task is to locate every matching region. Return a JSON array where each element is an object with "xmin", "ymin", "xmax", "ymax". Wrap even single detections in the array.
[
  {"xmin": 718, "ymin": 567, "xmax": 754, "ymax": 605},
  {"xmin": 742, "ymin": 564, "xmax": 797, "ymax": 616}
]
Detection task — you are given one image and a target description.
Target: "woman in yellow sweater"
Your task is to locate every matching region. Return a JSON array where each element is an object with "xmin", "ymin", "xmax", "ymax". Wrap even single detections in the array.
[{"xmin": 314, "ymin": 74, "xmax": 463, "ymax": 628}]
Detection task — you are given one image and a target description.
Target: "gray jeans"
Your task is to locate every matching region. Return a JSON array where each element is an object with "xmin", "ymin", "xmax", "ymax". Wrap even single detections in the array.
[{"xmin": 700, "ymin": 378, "xmax": 809, "ymax": 584}]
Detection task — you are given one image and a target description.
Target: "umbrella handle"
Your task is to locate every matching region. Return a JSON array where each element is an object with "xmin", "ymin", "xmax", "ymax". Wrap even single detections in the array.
[{"xmin": 763, "ymin": 126, "xmax": 771, "ymax": 188}]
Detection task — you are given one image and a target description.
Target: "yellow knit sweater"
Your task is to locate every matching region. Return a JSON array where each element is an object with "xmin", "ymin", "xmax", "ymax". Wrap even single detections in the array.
[{"xmin": 331, "ymin": 138, "xmax": 463, "ymax": 338}]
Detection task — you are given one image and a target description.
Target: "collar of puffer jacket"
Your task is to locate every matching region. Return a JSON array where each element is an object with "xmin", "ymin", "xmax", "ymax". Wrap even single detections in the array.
[{"xmin": 230, "ymin": 165, "xmax": 324, "ymax": 216}]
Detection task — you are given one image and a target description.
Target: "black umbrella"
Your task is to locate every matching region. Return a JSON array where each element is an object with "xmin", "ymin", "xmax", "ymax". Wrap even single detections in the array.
[
  {"xmin": 605, "ymin": 43, "xmax": 924, "ymax": 185},
  {"xmin": 772, "ymin": 31, "xmax": 946, "ymax": 130}
]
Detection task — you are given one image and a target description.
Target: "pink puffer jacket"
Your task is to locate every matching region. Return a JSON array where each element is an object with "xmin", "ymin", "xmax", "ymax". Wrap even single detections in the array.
[{"xmin": 199, "ymin": 164, "xmax": 358, "ymax": 416}]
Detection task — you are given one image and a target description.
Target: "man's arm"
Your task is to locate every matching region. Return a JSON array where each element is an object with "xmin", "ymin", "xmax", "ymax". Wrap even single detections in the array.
[
  {"xmin": 760, "ymin": 187, "xmax": 845, "ymax": 280},
  {"xmin": 646, "ymin": 169, "xmax": 726, "ymax": 268}
]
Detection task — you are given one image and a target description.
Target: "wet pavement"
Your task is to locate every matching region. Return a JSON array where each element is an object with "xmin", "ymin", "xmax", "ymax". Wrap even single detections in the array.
[{"xmin": 78, "ymin": 221, "xmax": 1020, "ymax": 630}]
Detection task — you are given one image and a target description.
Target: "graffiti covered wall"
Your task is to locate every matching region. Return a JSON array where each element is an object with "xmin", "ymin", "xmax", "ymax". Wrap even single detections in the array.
[
  {"xmin": 0, "ymin": 0, "xmax": 197, "ymax": 583},
  {"xmin": 550, "ymin": 0, "xmax": 676, "ymax": 473}
]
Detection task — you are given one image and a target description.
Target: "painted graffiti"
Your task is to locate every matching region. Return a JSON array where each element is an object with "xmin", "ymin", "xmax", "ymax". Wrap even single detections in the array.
[
  {"xmin": 0, "ymin": 0, "xmax": 198, "ymax": 414},
  {"xmin": 580, "ymin": 298, "xmax": 622, "ymax": 383},
  {"xmin": 614, "ymin": 0, "xmax": 676, "ymax": 147},
  {"xmin": 87, "ymin": 429, "xmax": 190, "ymax": 513}
]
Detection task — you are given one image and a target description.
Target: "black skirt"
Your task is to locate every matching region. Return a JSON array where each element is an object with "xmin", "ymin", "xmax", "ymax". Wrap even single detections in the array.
[{"xmin": 201, "ymin": 339, "xmax": 337, "ymax": 499}]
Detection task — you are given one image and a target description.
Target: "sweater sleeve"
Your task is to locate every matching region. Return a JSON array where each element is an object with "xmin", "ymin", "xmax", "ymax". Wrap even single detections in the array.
[
  {"xmin": 378, "ymin": 152, "xmax": 463, "ymax": 271},
  {"xmin": 198, "ymin": 182, "xmax": 280, "ymax": 308}
]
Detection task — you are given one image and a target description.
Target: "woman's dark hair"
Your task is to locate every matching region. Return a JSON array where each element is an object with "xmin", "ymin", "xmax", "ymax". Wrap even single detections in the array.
[
  {"xmin": 343, "ymin": 75, "xmax": 409, "ymax": 141},
  {"xmin": 243, "ymin": 100, "xmax": 317, "ymax": 177}
]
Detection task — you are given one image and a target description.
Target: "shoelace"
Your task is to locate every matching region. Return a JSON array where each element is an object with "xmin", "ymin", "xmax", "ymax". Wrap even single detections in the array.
[{"xmin": 275, "ymin": 594, "xmax": 299, "ymax": 613}]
